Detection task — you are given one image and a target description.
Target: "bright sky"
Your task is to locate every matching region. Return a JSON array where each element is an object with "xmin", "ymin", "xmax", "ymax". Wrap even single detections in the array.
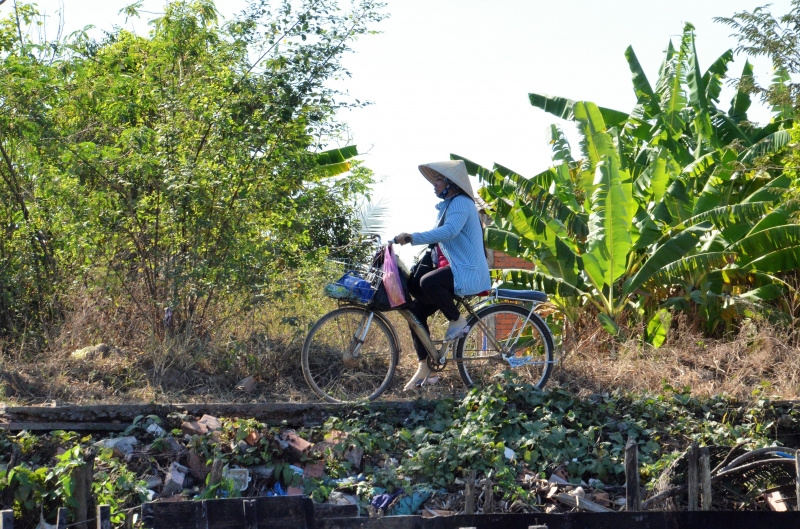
[{"xmin": 5, "ymin": 0, "xmax": 793, "ymax": 265}]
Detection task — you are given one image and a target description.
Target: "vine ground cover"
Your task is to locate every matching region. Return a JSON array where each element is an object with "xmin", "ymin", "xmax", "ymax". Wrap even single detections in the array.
[{"xmin": 2, "ymin": 376, "xmax": 800, "ymax": 527}]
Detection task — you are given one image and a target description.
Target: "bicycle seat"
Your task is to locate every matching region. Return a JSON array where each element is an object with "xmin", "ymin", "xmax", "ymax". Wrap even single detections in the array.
[{"xmin": 495, "ymin": 289, "xmax": 547, "ymax": 302}]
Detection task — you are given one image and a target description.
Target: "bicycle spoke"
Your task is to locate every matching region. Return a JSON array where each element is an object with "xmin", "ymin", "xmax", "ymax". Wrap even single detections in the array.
[
  {"xmin": 456, "ymin": 304, "xmax": 553, "ymax": 390},
  {"xmin": 302, "ymin": 307, "xmax": 397, "ymax": 402}
]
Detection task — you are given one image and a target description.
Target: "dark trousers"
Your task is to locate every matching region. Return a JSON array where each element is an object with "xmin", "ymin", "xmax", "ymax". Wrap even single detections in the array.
[{"xmin": 407, "ymin": 266, "xmax": 460, "ymax": 361}]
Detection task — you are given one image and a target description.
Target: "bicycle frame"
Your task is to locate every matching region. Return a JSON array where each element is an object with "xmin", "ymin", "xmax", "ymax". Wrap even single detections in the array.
[{"xmin": 392, "ymin": 292, "xmax": 546, "ymax": 365}]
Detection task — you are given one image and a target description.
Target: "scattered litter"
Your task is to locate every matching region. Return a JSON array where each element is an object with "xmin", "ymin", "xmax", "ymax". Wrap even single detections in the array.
[
  {"xmin": 328, "ymin": 491, "xmax": 360, "ymax": 514},
  {"xmin": 146, "ymin": 423, "xmax": 166, "ymax": 437},
  {"xmin": 503, "ymin": 447, "xmax": 516, "ymax": 461},
  {"xmin": 266, "ymin": 482, "xmax": 286, "ymax": 496},
  {"xmin": 250, "ymin": 465, "xmax": 274, "ymax": 480},
  {"xmin": 222, "ymin": 466, "xmax": 251, "ymax": 491},
  {"xmin": 370, "ymin": 488, "xmax": 404, "ymax": 512},
  {"xmin": 161, "ymin": 462, "xmax": 188, "ymax": 497},
  {"xmin": 94, "ymin": 436, "xmax": 138, "ymax": 458}
]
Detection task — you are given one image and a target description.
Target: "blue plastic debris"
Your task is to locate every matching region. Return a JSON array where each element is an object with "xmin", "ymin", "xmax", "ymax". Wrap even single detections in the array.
[
  {"xmin": 266, "ymin": 482, "xmax": 287, "ymax": 496},
  {"xmin": 390, "ymin": 489, "xmax": 432, "ymax": 516},
  {"xmin": 370, "ymin": 487, "xmax": 404, "ymax": 511}
]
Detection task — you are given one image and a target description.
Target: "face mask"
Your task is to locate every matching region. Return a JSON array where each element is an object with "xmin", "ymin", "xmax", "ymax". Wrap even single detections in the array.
[{"xmin": 436, "ymin": 178, "xmax": 452, "ymax": 199}]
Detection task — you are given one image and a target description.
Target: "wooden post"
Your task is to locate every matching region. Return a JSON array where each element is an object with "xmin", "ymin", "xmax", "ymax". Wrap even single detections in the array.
[
  {"xmin": 687, "ymin": 442, "xmax": 699, "ymax": 511},
  {"xmin": 625, "ymin": 437, "xmax": 641, "ymax": 512},
  {"xmin": 56, "ymin": 508, "xmax": 68, "ymax": 529},
  {"xmin": 700, "ymin": 447, "xmax": 712, "ymax": 511},
  {"xmin": 483, "ymin": 478, "xmax": 494, "ymax": 514},
  {"xmin": 796, "ymin": 451, "xmax": 800, "ymax": 512},
  {"xmin": 96, "ymin": 505, "xmax": 111, "ymax": 529},
  {"xmin": 0, "ymin": 510, "xmax": 13, "ymax": 529},
  {"xmin": 464, "ymin": 470, "xmax": 476, "ymax": 515},
  {"xmin": 73, "ymin": 448, "xmax": 96, "ymax": 529}
]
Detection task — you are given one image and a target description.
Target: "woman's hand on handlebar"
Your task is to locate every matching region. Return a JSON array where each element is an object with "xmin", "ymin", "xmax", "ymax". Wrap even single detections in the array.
[{"xmin": 393, "ymin": 233, "xmax": 412, "ymax": 245}]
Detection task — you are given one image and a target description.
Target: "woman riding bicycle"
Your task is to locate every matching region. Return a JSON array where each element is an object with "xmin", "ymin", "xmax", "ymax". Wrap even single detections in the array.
[{"xmin": 393, "ymin": 160, "xmax": 491, "ymax": 390}]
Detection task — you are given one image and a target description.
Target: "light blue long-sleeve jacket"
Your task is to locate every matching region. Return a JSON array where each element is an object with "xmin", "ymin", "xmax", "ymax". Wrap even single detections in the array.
[{"xmin": 410, "ymin": 194, "xmax": 491, "ymax": 296}]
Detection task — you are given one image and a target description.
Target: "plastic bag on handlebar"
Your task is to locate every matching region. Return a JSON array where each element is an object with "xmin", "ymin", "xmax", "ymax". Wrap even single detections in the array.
[
  {"xmin": 382, "ymin": 244, "xmax": 406, "ymax": 308},
  {"xmin": 370, "ymin": 246, "xmax": 409, "ymax": 311}
]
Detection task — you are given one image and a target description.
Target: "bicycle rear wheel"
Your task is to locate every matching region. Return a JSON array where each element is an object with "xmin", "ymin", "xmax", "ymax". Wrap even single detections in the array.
[
  {"xmin": 454, "ymin": 303, "xmax": 554, "ymax": 389},
  {"xmin": 302, "ymin": 306, "xmax": 398, "ymax": 403}
]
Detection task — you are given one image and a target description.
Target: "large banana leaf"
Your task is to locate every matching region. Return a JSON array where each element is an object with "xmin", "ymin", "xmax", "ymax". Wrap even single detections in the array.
[
  {"xmin": 655, "ymin": 37, "xmax": 687, "ymax": 140},
  {"xmin": 631, "ymin": 209, "xmax": 664, "ymax": 252},
  {"xmin": 692, "ymin": 149, "xmax": 737, "ymax": 215},
  {"xmin": 315, "ymin": 145, "xmax": 358, "ymax": 176},
  {"xmin": 742, "ymin": 173, "xmax": 792, "ymax": 204},
  {"xmin": 712, "ymin": 113, "xmax": 754, "ymax": 147},
  {"xmin": 583, "ymin": 157, "xmax": 634, "ymax": 298},
  {"xmin": 486, "ymin": 226, "xmax": 524, "ymax": 258},
  {"xmin": 491, "ymin": 167, "xmax": 589, "ymax": 240},
  {"xmin": 573, "ymin": 101, "xmax": 616, "ymax": 185},
  {"xmin": 623, "ymin": 222, "xmax": 712, "ymax": 295},
  {"xmin": 731, "ymin": 225, "xmax": 800, "ymax": 270},
  {"xmin": 625, "ymin": 45, "xmax": 660, "ymax": 119},
  {"xmin": 680, "ymin": 202, "xmax": 773, "ymax": 231},
  {"xmin": 549, "ymin": 124, "xmax": 576, "ymax": 166},
  {"xmin": 652, "ymin": 177, "xmax": 694, "ymax": 225},
  {"xmin": 728, "ymin": 60, "xmax": 753, "ymax": 121},
  {"xmin": 703, "ymin": 49, "xmax": 733, "ymax": 106},
  {"xmin": 645, "ymin": 252, "xmax": 732, "ymax": 289},
  {"xmin": 748, "ymin": 203, "xmax": 800, "ymax": 236},
  {"xmin": 684, "ymin": 24, "xmax": 714, "ymax": 144},
  {"xmin": 705, "ymin": 268, "xmax": 787, "ymax": 294},
  {"xmin": 633, "ymin": 147, "xmax": 677, "ymax": 203},
  {"xmin": 739, "ymin": 130, "xmax": 791, "ymax": 164},
  {"xmin": 529, "ymin": 93, "xmax": 576, "ymax": 121}
]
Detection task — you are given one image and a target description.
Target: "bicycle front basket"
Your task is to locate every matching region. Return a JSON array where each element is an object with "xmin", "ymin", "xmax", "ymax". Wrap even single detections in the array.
[{"xmin": 322, "ymin": 258, "xmax": 383, "ymax": 304}]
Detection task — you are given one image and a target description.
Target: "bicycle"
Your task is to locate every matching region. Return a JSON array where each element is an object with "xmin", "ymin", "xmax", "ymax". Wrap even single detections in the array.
[{"xmin": 301, "ymin": 245, "xmax": 556, "ymax": 403}]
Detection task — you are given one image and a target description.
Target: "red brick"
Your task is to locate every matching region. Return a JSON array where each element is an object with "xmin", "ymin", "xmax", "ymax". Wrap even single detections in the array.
[{"xmin": 282, "ymin": 431, "xmax": 312, "ymax": 458}]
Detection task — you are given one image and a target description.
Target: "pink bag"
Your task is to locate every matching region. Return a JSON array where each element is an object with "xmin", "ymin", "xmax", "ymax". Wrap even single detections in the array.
[{"xmin": 382, "ymin": 245, "xmax": 406, "ymax": 308}]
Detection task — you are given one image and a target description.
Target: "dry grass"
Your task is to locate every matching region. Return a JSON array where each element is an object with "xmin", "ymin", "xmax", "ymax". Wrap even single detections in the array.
[
  {"xmin": 2, "ymin": 290, "xmax": 799, "ymax": 404},
  {"xmin": 554, "ymin": 313, "xmax": 800, "ymax": 400}
]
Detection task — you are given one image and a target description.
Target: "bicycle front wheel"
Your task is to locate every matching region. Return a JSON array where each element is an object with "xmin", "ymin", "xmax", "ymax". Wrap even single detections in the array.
[
  {"xmin": 455, "ymin": 303, "xmax": 554, "ymax": 389},
  {"xmin": 302, "ymin": 306, "xmax": 398, "ymax": 403}
]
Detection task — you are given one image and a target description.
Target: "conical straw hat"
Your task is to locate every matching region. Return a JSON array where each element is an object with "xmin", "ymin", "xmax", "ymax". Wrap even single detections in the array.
[{"xmin": 418, "ymin": 160, "xmax": 475, "ymax": 200}]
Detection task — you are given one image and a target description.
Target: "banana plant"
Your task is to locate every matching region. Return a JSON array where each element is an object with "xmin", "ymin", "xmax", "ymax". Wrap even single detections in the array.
[{"xmin": 460, "ymin": 23, "xmax": 799, "ymax": 339}]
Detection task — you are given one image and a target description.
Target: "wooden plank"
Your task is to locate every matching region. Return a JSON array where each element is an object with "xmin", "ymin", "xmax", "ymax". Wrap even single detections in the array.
[
  {"xmin": 0, "ymin": 422, "xmax": 128, "ymax": 431},
  {"xmin": 194, "ymin": 500, "xmax": 207, "ymax": 529},
  {"xmin": 554, "ymin": 493, "xmax": 614, "ymax": 513},
  {"xmin": 255, "ymin": 497, "xmax": 313, "ymax": 529},
  {"xmin": 625, "ymin": 437, "xmax": 640, "ymax": 512},
  {"xmin": 0, "ymin": 401, "xmax": 425, "ymax": 428},
  {"xmin": 688, "ymin": 442, "xmax": 699, "ymax": 511},
  {"xmin": 74, "ymin": 450, "xmax": 96, "ymax": 529},
  {"xmin": 483, "ymin": 479, "xmax": 494, "ymax": 514},
  {"xmin": 313, "ymin": 503, "xmax": 358, "ymax": 519},
  {"xmin": 0, "ymin": 509, "xmax": 13, "ymax": 529},
  {"xmin": 700, "ymin": 447, "xmax": 712, "ymax": 511},
  {"xmin": 796, "ymin": 451, "xmax": 800, "ymax": 511},
  {"xmin": 463, "ymin": 470, "xmax": 475, "ymax": 515},
  {"xmin": 96, "ymin": 505, "xmax": 111, "ymax": 529}
]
